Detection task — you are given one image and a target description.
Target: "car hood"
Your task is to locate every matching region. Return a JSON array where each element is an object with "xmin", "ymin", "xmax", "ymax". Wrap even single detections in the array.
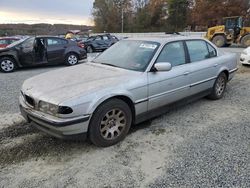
[
  {"xmin": 22, "ymin": 63, "xmax": 139, "ymax": 104},
  {"xmin": 243, "ymin": 47, "xmax": 250, "ymax": 55}
]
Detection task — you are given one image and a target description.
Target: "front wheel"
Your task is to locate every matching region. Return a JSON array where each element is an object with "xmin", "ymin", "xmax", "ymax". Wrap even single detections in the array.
[
  {"xmin": 65, "ymin": 53, "xmax": 79, "ymax": 66},
  {"xmin": 89, "ymin": 99, "xmax": 132, "ymax": 147},
  {"xmin": 0, "ymin": 57, "xmax": 16, "ymax": 73},
  {"xmin": 212, "ymin": 35, "xmax": 226, "ymax": 47},
  {"xmin": 207, "ymin": 72, "xmax": 227, "ymax": 100}
]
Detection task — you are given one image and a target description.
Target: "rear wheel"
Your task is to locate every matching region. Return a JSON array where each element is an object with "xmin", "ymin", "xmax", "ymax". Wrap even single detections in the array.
[
  {"xmin": 212, "ymin": 35, "xmax": 226, "ymax": 47},
  {"xmin": 207, "ymin": 72, "xmax": 227, "ymax": 100},
  {"xmin": 87, "ymin": 46, "xmax": 94, "ymax": 53},
  {"xmin": 0, "ymin": 57, "xmax": 16, "ymax": 73},
  {"xmin": 89, "ymin": 99, "xmax": 132, "ymax": 147},
  {"xmin": 65, "ymin": 53, "xmax": 79, "ymax": 66},
  {"xmin": 241, "ymin": 34, "xmax": 250, "ymax": 48}
]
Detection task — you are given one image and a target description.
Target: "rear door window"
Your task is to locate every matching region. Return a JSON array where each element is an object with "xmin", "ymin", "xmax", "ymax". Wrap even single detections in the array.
[
  {"xmin": 186, "ymin": 40, "xmax": 211, "ymax": 62},
  {"xmin": 47, "ymin": 38, "xmax": 67, "ymax": 46},
  {"xmin": 102, "ymin": 36, "xmax": 109, "ymax": 40}
]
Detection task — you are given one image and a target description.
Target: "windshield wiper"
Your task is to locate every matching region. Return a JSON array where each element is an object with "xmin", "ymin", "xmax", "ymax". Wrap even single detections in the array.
[{"xmin": 100, "ymin": 63, "xmax": 120, "ymax": 68}]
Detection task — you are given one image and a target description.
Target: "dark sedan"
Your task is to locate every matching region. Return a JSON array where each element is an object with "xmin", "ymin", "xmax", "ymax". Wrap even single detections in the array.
[
  {"xmin": 83, "ymin": 34, "xmax": 118, "ymax": 53},
  {"xmin": 0, "ymin": 36, "xmax": 87, "ymax": 73}
]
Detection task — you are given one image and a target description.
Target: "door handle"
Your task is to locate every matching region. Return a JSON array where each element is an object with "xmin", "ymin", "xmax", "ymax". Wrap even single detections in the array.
[
  {"xmin": 183, "ymin": 72, "xmax": 190, "ymax": 76},
  {"xmin": 214, "ymin": 64, "xmax": 218, "ymax": 67}
]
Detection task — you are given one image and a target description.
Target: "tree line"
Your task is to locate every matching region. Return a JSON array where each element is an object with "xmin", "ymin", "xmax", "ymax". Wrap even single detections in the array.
[{"xmin": 92, "ymin": 0, "xmax": 250, "ymax": 33}]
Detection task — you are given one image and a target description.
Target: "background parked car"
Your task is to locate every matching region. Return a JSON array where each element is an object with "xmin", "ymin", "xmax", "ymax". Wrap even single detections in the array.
[
  {"xmin": 83, "ymin": 34, "xmax": 119, "ymax": 53},
  {"xmin": 240, "ymin": 47, "xmax": 250, "ymax": 65},
  {"xmin": 0, "ymin": 36, "xmax": 87, "ymax": 73},
  {"xmin": 0, "ymin": 37, "xmax": 20, "ymax": 49}
]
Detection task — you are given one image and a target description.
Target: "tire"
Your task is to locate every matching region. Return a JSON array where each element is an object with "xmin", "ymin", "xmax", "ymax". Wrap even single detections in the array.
[
  {"xmin": 87, "ymin": 46, "xmax": 94, "ymax": 53},
  {"xmin": 224, "ymin": 43, "xmax": 231, "ymax": 47},
  {"xmin": 0, "ymin": 57, "xmax": 16, "ymax": 73},
  {"xmin": 207, "ymin": 72, "xmax": 227, "ymax": 100},
  {"xmin": 89, "ymin": 99, "xmax": 132, "ymax": 147},
  {"xmin": 65, "ymin": 53, "xmax": 79, "ymax": 66},
  {"xmin": 241, "ymin": 34, "xmax": 250, "ymax": 48},
  {"xmin": 212, "ymin": 35, "xmax": 226, "ymax": 47}
]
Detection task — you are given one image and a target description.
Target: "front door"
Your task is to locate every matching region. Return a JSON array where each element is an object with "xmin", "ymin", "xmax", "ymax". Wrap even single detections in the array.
[
  {"xmin": 147, "ymin": 41, "xmax": 192, "ymax": 111},
  {"xmin": 18, "ymin": 37, "xmax": 35, "ymax": 65}
]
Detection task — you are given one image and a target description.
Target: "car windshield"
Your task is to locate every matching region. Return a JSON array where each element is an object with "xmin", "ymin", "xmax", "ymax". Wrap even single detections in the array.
[
  {"xmin": 93, "ymin": 40, "xmax": 160, "ymax": 72},
  {"xmin": 6, "ymin": 37, "xmax": 28, "ymax": 48}
]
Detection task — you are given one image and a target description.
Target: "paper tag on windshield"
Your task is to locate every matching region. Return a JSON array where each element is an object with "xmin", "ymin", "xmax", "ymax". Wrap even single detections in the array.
[{"xmin": 139, "ymin": 43, "xmax": 157, "ymax": 49}]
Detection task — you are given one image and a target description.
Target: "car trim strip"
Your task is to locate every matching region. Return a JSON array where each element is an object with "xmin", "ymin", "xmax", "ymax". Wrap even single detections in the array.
[
  {"xmin": 229, "ymin": 68, "xmax": 238, "ymax": 74},
  {"xmin": 190, "ymin": 76, "xmax": 217, "ymax": 87},
  {"xmin": 134, "ymin": 98, "xmax": 149, "ymax": 105},
  {"xmin": 149, "ymin": 85, "xmax": 189, "ymax": 100}
]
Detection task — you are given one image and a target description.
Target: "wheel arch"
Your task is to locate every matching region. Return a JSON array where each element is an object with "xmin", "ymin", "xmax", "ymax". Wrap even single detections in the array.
[
  {"xmin": 218, "ymin": 69, "xmax": 229, "ymax": 81},
  {"xmin": 64, "ymin": 51, "xmax": 80, "ymax": 60},
  {"xmin": 89, "ymin": 95, "xmax": 136, "ymax": 125},
  {"xmin": 0, "ymin": 54, "xmax": 20, "ymax": 67}
]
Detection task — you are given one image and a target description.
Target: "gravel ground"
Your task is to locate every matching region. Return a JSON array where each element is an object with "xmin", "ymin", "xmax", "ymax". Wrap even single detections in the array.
[{"xmin": 0, "ymin": 49, "xmax": 249, "ymax": 187}]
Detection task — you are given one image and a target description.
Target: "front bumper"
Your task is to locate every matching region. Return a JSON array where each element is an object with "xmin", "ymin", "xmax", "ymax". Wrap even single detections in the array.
[
  {"xmin": 240, "ymin": 54, "xmax": 250, "ymax": 65},
  {"xmin": 20, "ymin": 97, "xmax": 90, "ymax": 140}
]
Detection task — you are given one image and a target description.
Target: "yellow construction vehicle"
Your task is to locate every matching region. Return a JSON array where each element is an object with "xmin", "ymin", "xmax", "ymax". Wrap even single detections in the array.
[{"xmin": 206, "ymin": 16, "xmax": 250, "ymax": 47}]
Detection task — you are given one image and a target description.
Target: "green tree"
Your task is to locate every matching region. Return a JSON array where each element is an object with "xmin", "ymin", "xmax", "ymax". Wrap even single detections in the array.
[
  {"xmin": 92, "ymin": 0, "xmax": 133, "ymax": 32},
  {"xmin": 166, "ymin": 0, "xmax": 190, "ymax": 32}
]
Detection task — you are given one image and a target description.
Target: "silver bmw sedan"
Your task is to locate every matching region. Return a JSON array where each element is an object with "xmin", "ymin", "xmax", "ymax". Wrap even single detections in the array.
[{"xmin": 20, "ymin": 37, "xmax": 238, "ymax": 147}]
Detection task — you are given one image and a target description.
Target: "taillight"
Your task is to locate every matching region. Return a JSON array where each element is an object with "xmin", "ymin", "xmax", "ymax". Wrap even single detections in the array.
[{"xmin": 77, "ymin": 43, "xmax": 84, "ymax": 48}]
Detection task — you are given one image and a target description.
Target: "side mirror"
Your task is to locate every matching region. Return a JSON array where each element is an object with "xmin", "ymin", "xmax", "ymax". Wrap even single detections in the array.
[{"xmin": 154, "ymin": 62, "xmax": 172, "ymax": 72}]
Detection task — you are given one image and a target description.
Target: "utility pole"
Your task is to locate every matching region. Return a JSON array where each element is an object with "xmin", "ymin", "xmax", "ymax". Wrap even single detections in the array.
[
  {"xmin": 120, "ymin": 0, "xmax": 125, "ymax": 33},
  {"xmin": 121, "ymin": 8, "xmax": 124, "ymax": 33}
]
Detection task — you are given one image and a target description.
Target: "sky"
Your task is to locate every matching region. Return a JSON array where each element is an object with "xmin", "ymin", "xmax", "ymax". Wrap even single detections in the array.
[{"xmin": 0, "ymin": 0, "xmax": 94, "ymax": 25}]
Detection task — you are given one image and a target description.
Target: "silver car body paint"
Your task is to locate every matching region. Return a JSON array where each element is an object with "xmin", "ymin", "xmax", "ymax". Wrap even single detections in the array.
[{"xmin": 20, "ymin": 37, "xmax": 238, "ymax": 137}]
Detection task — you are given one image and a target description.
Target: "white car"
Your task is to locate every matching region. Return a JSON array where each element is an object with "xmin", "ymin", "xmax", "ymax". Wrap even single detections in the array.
[{"xmin": 240, "ymin": 47, "xmax": 250, "ymax": 65}]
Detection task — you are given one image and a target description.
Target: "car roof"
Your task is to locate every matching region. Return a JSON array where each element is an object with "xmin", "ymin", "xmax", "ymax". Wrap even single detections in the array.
[
  {"xmin": 0, "ymin": 37, "xmax": 20, "ymax": 40},
  {"xmin": 124, "ymin": 36, "xmax": 208, "ymax": 44},
  {"xmin": 35, "ymin": 35, "xmax": 66, "ymax": 39}
]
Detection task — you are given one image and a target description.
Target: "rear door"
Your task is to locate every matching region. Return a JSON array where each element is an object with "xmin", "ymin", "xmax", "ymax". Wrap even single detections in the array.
[
  {"xmin": 46, "ymin": 38, "xmax": 68, "ymax": 63},
  {"xmin": 93, "ymin": 36, "xmax": 106, "ymax": 49},
  {"xmin": 185, "ymin": 40, "xmax": 219, "ymax": 95},
  {"xmin": 102, "ymin": 35, "xmax": 112, "ymax": 47},
  {"xmin": 147, "ymin": 41, "xmax": 192, "ymax": 110}
]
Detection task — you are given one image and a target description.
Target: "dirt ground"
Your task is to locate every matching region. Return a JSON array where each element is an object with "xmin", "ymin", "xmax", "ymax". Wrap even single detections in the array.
[{"xmin": 0, "ymin": 65, "xmax": 250, "ymax": 187}]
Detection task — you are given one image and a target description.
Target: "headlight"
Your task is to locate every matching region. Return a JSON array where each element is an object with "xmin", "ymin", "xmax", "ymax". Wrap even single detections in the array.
[
  {"xmin": 242, "ymin": 51, "xmax": 248, "ymax": 55},
  {"xmin": 38, "ymin": 101, "xmax": 73, "ymax": 115},
  {"xmin": 39, "ymin": 101, "xmax": 58, "ymax": 115}
]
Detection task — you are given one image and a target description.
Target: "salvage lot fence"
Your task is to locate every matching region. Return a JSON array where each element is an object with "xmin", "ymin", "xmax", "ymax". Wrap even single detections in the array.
[{"xmin": 91, "ymin": 32, "xmax": 206, "ymax": 38}]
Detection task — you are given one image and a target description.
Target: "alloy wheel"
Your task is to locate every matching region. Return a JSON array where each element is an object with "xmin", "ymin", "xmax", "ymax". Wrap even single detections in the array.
[
  {"xmin": 68, "ymin": 55, "xmax": 78, "ymax": 65},
  {"xmin": 1, "ymin": 60, "xmax": 14, "ymax": 72},
  {"xmin": 215, "ymin": 76, "xmax": 225, "ymax": 96},
  {"xmin": 100, "ymin": 109, "xmax": 126, "ymax": 140}
]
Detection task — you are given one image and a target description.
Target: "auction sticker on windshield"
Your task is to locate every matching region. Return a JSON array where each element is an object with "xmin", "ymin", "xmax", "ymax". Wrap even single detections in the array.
[{"xmin": 139, "ymin": 43, "xmax": 158, "ymax": 49}]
